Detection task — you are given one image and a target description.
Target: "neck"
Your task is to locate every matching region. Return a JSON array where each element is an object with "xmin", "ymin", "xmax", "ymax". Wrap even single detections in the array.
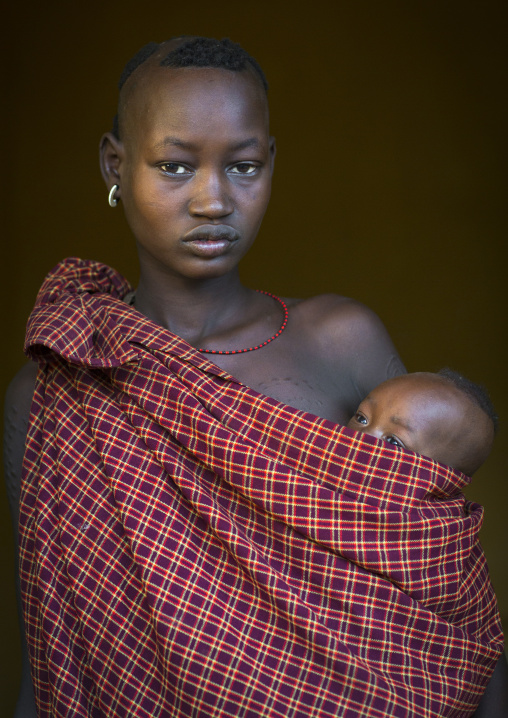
[{"xmin": 133, "ymin": 266, "xmax": 254, "ymax": 346}]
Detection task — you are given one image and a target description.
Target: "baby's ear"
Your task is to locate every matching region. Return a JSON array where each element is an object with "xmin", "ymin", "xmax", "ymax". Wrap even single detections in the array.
[{"xmin": 99, "ymin": 132, "xmax": 124, "ymax": 186}]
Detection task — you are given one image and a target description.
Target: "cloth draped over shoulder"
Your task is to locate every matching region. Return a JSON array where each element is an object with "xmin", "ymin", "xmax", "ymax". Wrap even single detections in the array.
[{"xmin": 20, "ymin": 258, "xmax": 503, "ymax": 718}]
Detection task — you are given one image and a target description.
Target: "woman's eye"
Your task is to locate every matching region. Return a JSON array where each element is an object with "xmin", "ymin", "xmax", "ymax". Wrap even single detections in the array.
[
  {"xmin": 230, "ymin": 163, "xmax": 258, "ymax": 175},
  {"xmin": 385, "ymin": 435, "xmax": 403, "ymax": 448},
  {"xmin": 159, "ymin": 163, "xmax": 189, "ymax": 175},
  {"xmin": 354, "ymin": 413, "xmax": 368, "ymax": 425}
]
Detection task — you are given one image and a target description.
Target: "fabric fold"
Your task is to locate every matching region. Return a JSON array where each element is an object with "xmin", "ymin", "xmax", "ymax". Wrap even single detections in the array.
[{"xmin": 20, "ymin": 258, "xmax": 504, "ymax": 718}]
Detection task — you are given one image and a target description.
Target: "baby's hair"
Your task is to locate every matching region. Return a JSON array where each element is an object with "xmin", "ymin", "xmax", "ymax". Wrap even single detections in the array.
[
  {"xmin": 112, "ymin": 36, "xmax": 268, "ymax": 138},
  {"xmin": 437, "ymin": 367, "xmax": 499, "ymax": 433}
]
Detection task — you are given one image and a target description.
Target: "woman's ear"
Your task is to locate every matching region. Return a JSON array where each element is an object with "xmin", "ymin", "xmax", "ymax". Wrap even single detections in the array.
[
  {"xmin": 99, "ymin": 132, "xmax": 124, "ymax": 190},
  {"xmin": 269, "ymin": 136, "xmax": 276, "ymax": 175}
]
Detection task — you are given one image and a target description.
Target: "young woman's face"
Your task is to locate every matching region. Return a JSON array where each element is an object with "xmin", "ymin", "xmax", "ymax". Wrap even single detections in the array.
[{"xmin": 112, "ymin": 66, "xmax": 275, "ymax": 282}]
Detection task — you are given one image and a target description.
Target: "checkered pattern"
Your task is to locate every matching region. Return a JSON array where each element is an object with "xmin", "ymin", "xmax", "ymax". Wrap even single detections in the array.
[{"xmin": 20, "ymin": 258, "xmax": 503, "ymax": 717}]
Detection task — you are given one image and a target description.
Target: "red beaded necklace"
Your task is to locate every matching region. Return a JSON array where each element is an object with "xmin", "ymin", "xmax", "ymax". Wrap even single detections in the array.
[
  {"xmin": 198, "ymin": 290, "xmax": 289, "ymax": 355},
  {"xmin": 125, "ymin": 289, "xmax": 289, "ymax": 355}
]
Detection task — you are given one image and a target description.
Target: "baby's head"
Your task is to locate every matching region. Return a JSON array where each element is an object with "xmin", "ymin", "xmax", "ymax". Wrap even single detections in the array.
[{"xmin": 347, "ymin": 370, "xmax": 497, "ymax": 475}]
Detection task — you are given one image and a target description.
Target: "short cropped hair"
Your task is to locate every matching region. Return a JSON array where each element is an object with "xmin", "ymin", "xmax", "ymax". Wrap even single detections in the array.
[
  {"xmin": 437, "ymin": 367, "xmax": 499, "ymax": 433},
  {"xmin": 113, "ymin": 36, "xmax": 268, "ymax": 138}
]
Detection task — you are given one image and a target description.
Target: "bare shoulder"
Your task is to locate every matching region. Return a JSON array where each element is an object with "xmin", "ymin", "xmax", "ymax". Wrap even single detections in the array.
[
  {"xmin": 288, "ymin": 292, "xmax": 383, "ymax": 321},
  {"xmin": 4, "ymin": 362, "xmax": 38, "ymax": 529},
  {"xmin": 288, "ymin": 293, "xmax": 399, "ymax": 352},
  {"xmin": 284, "ymin": 293, "xmax": 405, "ymax": 407}
]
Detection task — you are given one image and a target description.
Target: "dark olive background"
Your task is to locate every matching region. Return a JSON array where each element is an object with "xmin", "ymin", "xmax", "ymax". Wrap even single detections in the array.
[{"xmin": 1, "ymin": 1, "xmax": 506, "ymax": 710}]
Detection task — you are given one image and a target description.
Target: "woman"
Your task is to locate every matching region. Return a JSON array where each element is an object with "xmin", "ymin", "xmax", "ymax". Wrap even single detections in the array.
[{"xmin": 6, "ymin": 37, "xmax": 505, "ymax": 717}]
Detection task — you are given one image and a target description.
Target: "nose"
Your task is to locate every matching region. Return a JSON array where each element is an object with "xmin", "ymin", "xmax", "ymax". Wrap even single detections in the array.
[{"xmin": 188, "ymin": 170, "xmax": 233, "ymax": 220}]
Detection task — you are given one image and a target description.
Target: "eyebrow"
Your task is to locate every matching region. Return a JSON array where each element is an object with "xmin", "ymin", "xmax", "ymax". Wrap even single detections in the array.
[
  {"xmin": 389, "ymin": 415, "xmax": 416, "ymax": 433},
  {"xmin": 363, "ymin": 397, "xmax": 416, "ymax": 434},
  {"xmin": 154, "ymin": 136, "xmax": 262, "ymax": 151}
]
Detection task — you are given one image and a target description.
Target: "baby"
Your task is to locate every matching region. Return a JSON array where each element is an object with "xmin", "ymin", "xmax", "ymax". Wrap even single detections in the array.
[{"xmin": 347, "ymin": 369, "xmax": 497, "ymax": 476}]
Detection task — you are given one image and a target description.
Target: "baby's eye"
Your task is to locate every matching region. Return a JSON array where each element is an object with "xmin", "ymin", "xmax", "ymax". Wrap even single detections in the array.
[
  {"xmin": 229, "ymin": 162, "xmax": 258, "ymax": 175},
  {"xmin": 354, "ymin": 413, "xmax": 368, "ymax": 425},
  {"xmin": 385, "ymin": 435, "xmax": 404, "ymax": 448},
  {"xmin": 159, "ymin": 163, "xmax": 189, "ymax": 175}
]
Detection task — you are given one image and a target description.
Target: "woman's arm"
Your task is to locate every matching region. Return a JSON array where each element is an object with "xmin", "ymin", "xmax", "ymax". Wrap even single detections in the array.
[
  {"xmin": 4, "ymin": 362, "xmax": 38, "ymax": 718},
  {"xmin": 472, "ymin": 652, "xmax": 508, "ymax": 717}
]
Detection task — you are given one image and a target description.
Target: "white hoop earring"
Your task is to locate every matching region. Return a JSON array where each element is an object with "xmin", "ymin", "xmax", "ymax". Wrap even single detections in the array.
[{"xmin": 108, "ymin": 184, "xmax": 119, "ymax": 207}]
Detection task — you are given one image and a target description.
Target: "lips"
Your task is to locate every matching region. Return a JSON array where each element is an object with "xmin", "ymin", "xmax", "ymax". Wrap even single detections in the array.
[
  {"xmin": 182, "ymin": 224, "xmax": 240, "ymax": 243},
  {"xmin": 182, "ymin": 224, "xmax": 240, "ymax": 258}
]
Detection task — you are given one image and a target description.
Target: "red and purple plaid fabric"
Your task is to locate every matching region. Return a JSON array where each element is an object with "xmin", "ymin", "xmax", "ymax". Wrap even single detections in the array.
[{"xmin": 20, "ymin": 258, "xmax": 503, "ymax": 717}]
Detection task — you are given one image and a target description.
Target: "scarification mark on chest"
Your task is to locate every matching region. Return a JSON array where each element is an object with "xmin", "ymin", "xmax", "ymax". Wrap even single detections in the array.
[{"xmin": 254, "ymin": 377, "xmax": 325, "ymax": 407}]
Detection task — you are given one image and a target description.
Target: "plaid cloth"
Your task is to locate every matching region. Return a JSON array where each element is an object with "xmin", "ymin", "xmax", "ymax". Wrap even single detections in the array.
[{"xmin": 20, "ymin": 258, "xmax": 503, "ymax": 718}]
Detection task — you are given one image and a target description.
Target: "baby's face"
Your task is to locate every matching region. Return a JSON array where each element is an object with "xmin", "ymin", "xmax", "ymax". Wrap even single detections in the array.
[
  {"xmin": 348, "ymin": 375, "xmax": 438, "ymax": 454},
  {"xmin": 347, "ymin": 373, "xmax": 492, "ymax": 474}
]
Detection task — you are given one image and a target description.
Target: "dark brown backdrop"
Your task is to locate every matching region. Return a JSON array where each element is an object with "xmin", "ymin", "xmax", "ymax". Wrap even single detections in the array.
[{"xmin": 2, "ymin": 1, "xmax": 506, "ymax": 710}]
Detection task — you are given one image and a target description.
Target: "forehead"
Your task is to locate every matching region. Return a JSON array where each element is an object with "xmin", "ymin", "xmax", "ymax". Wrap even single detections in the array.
[
  {"xmin": 372, "ymin": 374, "xmax": 471, "ymax": 429},
  {"xmin": 120, "ymin": 65, "xmax": 269, "ymax": 143}
]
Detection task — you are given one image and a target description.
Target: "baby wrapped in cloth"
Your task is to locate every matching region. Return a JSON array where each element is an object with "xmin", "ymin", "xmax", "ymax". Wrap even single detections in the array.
[{"xmin": 19, "ymin": 259, "xmax": 504, "ymax": 717}]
